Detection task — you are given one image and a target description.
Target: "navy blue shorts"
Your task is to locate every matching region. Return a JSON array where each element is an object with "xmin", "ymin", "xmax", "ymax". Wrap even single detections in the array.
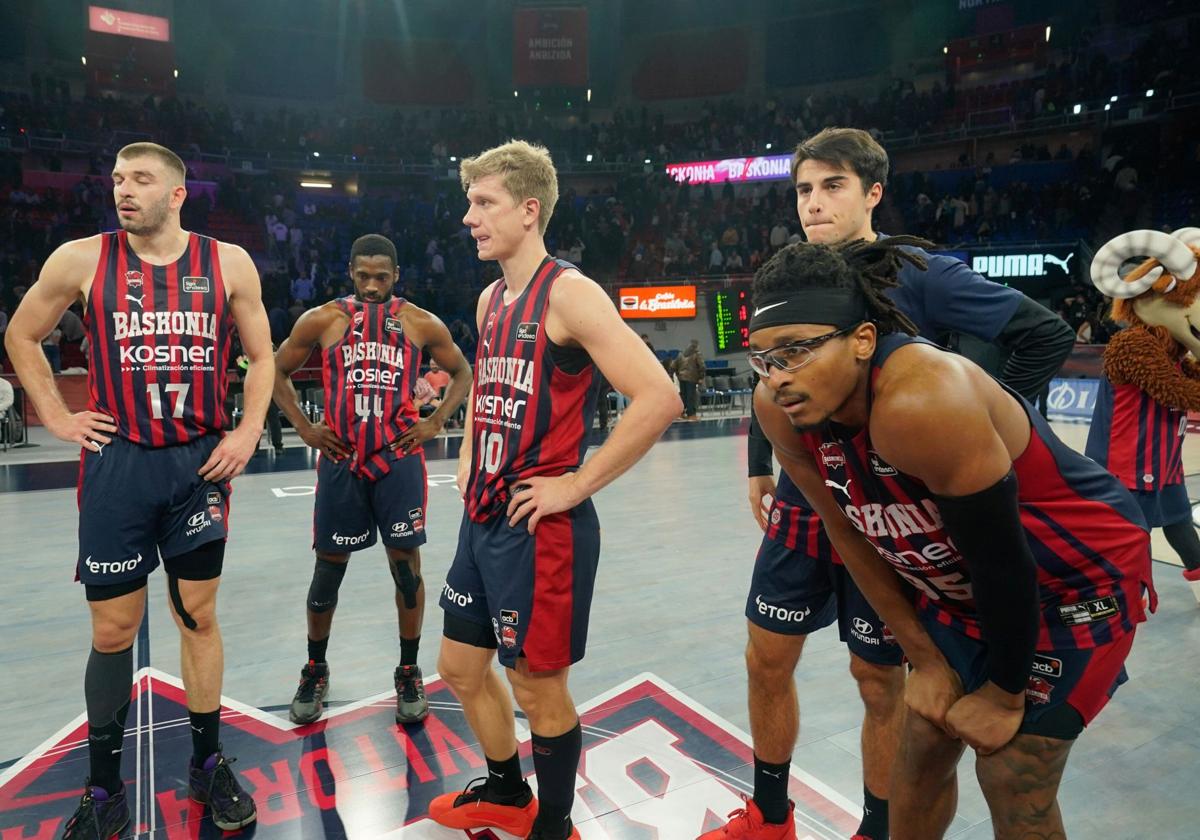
[
  {"xmin": 440, "ymin": 500, "xmax": 600, "ymax": 671},
  {"xmin": 1133, "ymin": 484, "xmax": 1191, "ymax": 528},
  {"xmin": 923, "ymin": 618, "xmax": 1135, "ymax": 737},
  {"xmin": 747, "ymin": 510, "xmax": 904, "ymax": 666},
  {"xmin": 76, "ymin": 435, "xmax": 230, "ymax": 586},
  {"xmin": 313, "ymin": 450, "xmax": 427, "ymax": 553}
]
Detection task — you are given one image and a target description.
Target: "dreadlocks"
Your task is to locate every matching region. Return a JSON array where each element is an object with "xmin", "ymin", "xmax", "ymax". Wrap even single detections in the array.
[{"xmin": 751, "ymin": 235, "xmax": 932, "ymax": 335}]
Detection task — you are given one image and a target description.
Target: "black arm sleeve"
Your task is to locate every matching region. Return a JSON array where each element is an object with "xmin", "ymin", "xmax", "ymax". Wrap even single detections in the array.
[
  {"xmin": 935, "ymin": 470, "xmax": 1039, "ymax": 695},
  {"xmin": 994, "ymin": 296, "xmax": 1076, "ymax": 401},
  {"xmin": 747, "ymin": 402, "xmax": 775, "ymax": 478}
]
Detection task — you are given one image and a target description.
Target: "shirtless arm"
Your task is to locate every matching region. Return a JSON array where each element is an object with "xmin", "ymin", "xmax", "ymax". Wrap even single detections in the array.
[
  {"xmin": 4, "ymin": 237, "xmax": 115, "ymax": 452},
  {"xmin": 273, "ymin": 303, "xmax": 351, "ymax": 461},
  {"xmin": 505, "ymin": 272, "xmax": 682, "ymax": 532},
  {"xmin": 197, "ymin": 243, "xmax": 272, "ymax": 481}
]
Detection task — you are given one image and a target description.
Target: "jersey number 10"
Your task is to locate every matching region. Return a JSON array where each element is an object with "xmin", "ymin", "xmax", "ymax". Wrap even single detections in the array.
[{"xmin": 478, "ymin": 430, "xmax": 503, "ymax": 474}]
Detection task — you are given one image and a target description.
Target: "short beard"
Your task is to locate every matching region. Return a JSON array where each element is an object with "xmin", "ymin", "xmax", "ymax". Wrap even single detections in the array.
[{"xmin": 118, "ymin": 195, "xmax": 171, "ymax": 237}]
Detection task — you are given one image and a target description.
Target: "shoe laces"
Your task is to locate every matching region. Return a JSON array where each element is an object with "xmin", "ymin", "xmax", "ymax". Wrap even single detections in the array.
[
  {"xmin": 207, "ymin": 755, "xmax": 244, "ymax": 802},
  {"xmin": 296, "ymin": 663, "xmax": 326, "ymax": 702},
  {"xmin": 721, "ymin": 796, "xmax": 760, "ymax": 836},
  {"xmin": 452, "ymin": 776, "xmax": 489, "ymax": 806},
  {"xmin": 396, "ymin": 666, "xmax": 423, "ymax": 703}
]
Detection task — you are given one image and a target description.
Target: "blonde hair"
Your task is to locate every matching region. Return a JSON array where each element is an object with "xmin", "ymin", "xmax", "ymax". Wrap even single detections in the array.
[
  {"xmin": 117, "ymin": 142, "xmax": 187, "ymax": 185},
  {"xmin": 459, "ymin": 140, "xmax": 559, "ymax": 236}
]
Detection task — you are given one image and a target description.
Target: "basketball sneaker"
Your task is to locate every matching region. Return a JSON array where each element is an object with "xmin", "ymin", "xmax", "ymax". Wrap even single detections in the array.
[
  {"xmin": 62, "ymin": 781, "xmax": 129, "ymax": 840},
  {"xmin": 394, "ymin": 664, "xmax": 429, "ymax": 723},
  {"xmin": 428, "ymin": 777, "xmax": 538, "ymax": 835},
  {"xmin": 696, "ymin": 796, "xmax": 796, "ymax": 839},
  {"xmin": 289, "ymin": 660, "xmax": 330, "ymax": 724},
  {"xmin": 188, "ymin": 748, "xmax": 258, "ymax": 831}
]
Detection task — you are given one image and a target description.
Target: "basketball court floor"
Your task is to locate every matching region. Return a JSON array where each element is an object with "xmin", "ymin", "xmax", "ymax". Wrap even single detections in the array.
[{"xmin": 2, "ymin": 417, "xmax": 1198, "ymax": 838}]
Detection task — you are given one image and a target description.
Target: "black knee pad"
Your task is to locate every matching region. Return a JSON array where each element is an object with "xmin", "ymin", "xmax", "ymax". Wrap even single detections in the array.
[
  {"xmin": 308, "ymin": 557, "xmax": 348, "ymax": 614},
  {"xmin": 442, "ymin": 611, "xmax": 498, "ymax": 649},
  {"xmin": 389, "ymin": 556, "xmax": 422, "ymax": 609}
]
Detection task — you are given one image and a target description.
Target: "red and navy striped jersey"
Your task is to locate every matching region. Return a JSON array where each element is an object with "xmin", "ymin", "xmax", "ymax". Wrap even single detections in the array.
[
  {"xmin": 808, "ymin": 333, "xmax": 1152, "ymax": 650},
  {"xmin": 85, "ymin": 231, "xmax": 233, "ymax": 447},
  {"xmin": 466, "ymin": 257, "xmax": 600, "ymax": 522},
  {"xmin": 1085, "ymin": 377, "xmax": 1186, "ymax": 492},
  {"xmin": 321, "ymin": 296, "xmax": 421, "ymax": 480}
]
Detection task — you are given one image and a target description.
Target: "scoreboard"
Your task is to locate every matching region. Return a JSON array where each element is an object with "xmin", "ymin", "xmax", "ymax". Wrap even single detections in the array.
[{"xmin": 711, "ymin": 288, "xmax": 751, "ymax": 353}]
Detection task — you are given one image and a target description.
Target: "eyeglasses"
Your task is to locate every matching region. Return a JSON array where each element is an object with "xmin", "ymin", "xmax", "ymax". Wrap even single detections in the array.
[{"xmin": 747, "ymin": 324, "xmax": 858, "ymax": 377}]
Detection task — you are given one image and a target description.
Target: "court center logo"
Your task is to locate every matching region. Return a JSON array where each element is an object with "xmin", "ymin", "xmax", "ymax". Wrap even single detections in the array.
[{"xmin": 0, "ymin": 671, "xmax": 858, "ymax": 838}]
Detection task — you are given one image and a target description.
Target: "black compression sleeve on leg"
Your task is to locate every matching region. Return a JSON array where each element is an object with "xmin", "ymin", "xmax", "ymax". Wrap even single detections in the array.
[
  {"xmin": 307, "ymin": 557, "xmax": 348, "ymax": 614},
  {"xmin": 935, "ymin": 470, "xmax": 1039, "ymax": 695},
  {"xmin": 85, "ymin": 645, "xmax": 134, "ymax": 794},
  {"xmin": 1162, "ymin": 519, "xmax": 1200, "ymax": 571}
]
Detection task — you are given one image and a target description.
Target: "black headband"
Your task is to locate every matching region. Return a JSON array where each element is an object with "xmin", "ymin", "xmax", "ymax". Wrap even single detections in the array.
[{"xmin": 748, "ymin": 287, "xmax": 868, "ymax": 333}]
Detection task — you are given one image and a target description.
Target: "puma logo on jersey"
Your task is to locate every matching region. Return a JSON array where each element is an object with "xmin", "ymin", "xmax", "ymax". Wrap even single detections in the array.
[
  {"xmin": 825, "ymin": 477, "xmax": 852, "ymax": 498},
  {"xmin": 124, "ymin": 293, "xmax": 144, "ymax": 308}
]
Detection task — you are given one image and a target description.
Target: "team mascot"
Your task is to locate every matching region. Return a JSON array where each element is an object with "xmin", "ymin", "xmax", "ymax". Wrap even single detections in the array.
[{"xmin": 1085, "ymin": 227, "xmax": 1200, "ymax": 604}]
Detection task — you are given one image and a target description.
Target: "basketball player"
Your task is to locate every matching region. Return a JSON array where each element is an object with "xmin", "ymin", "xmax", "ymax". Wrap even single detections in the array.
[
  {"xmin": 428, "ymin": 141, "xmax": 680, "ymax": 839},
  {"xmin": 708, "ymin": 128, "xmax": 1075, "ymax": 840},
  {"xmin": 4, "ymin": 143, "xmax": 270, "ymax": 837},
  {"xmin": 272, "ymin": 233, "xmax": 470, "ymax": 724},
  {"xmin": 750, "ymin": 237, "xmax": 1152, "ymax": 839}
]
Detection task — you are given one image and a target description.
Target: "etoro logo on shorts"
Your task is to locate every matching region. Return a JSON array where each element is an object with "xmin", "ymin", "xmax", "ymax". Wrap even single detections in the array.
[
  {"xmin": 442, "ymin": 582, "xmax": 473, "ymax": 608},
  {"xmin": 754, "ymin": 594, "xmax": 811, "ymax": 624},
  {"xmin": 85, "ymin": 554, "xmax": 143, "ymax": 575},
  {"xmin": 332, "ymin": 530, "xmax": 370, "ymax": 546}
]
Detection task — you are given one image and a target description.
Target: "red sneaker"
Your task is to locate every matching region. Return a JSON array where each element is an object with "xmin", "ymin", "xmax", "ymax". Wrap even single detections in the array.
[
  {"xmin": 428, "ymin": 777, "xmax": 538, "ymax": 835},
  {"xmin": 696, "ymin": 796, "xmax": 796, "ymax": 839}
]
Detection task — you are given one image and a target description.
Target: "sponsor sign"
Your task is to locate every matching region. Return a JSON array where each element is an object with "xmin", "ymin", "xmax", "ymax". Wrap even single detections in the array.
[
  {"xmin": 666, "ymin": 154, "xmax": 794, "ymax": 185},
  {"xmin": 618, "ymin": 285, "xmax": 697, "ymax": 320},
  {"xmin": 88, "ymin": 6, "xmax": 171, "ymax": 41}
]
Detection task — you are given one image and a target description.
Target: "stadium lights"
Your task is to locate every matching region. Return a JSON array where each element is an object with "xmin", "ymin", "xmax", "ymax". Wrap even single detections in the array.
[
  {"xmin": 81, "ymin": 56, "xmax": 86, "ymax": 66},
  {"xmin": 942, "ymin": 46, "xmax": 948, "ymax": 55},
  {"xmin": 513, "ymin": 90, "xmax": 519, "ymax": 98},
  {"xmin": 1104, "ymin": 104, "xmax": 1111, "ymax": 111},
  {"xmin": 450, "ymin": 156, "xmax": 457, "ymax": 162},
  {"xmin": 1045, "ymin": 25, "xmax": 1051, "ymax": 43},
  {"xmin": 300, "ymin": 181, "xmax": 332, "ymax": 189},
  {"xmin": 1072, "ymin": 103, "xmax": 1082, "ymax": 115},
  {"xmin": 587, "ymin": 88, "xmax": 592, "ymax": 102},
  {"xmin": 1146, "ymin": 88, "xmax": 1155, "ymax": 97},
  {"xmin": 644, "ymin": 158, "xmax": 651, "ymax": 164},
  {"xmin": 766, "ymin": 142, "xmax": 773, "ymax": 150},
  {"xmin": 173, "ymin": 69, "xmax": 178, "ymax": 78},
  {"xmin": 586, "ymin": 153, "xmax": 593, "ymax": 162},
  {"xmin": 1110, "ymin": 95, "xmax": 1118, "ymax": 102}
]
